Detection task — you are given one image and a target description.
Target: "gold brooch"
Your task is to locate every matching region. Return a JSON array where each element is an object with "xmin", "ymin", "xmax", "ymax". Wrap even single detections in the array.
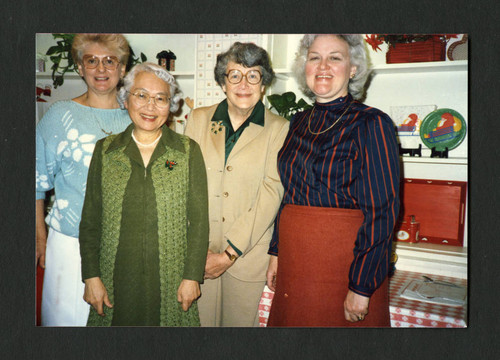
[{"xmin": 210, "ymin": 121, "xmax": 224, "ymax": 134}]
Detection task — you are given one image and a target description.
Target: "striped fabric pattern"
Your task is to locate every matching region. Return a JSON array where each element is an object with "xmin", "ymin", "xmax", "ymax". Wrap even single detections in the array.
[{"xmin": 269, "ymin": 94, "xmax": 400, "ymax": 297}]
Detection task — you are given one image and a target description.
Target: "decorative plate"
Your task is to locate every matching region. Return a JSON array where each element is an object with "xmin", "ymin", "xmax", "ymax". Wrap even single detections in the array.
[{"xmin": 419, "ymin": 108, "xmax": 466, "ymax": 151}]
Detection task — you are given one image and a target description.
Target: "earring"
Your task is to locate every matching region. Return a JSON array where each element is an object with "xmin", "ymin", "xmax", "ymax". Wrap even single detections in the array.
[{"xmin": 350, "ymin": 73, "xmax": 355, "ymax": 79}]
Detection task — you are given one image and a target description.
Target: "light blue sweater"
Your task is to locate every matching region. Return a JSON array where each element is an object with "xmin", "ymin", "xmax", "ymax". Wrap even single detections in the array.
[{"xmin": 36, "ymin": 100, "xmax": 131, "ymax": 237}]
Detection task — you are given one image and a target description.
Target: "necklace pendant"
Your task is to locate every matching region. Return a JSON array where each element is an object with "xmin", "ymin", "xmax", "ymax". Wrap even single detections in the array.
[{"xmin": 101, "ymin": 128, "xmax": 113, "ymax": 136}]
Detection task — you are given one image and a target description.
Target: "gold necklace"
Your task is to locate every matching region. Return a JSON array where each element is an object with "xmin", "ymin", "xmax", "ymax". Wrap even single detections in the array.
[
  {"xmin": 85, "ymin": 96, "xmax": 118, "ymax": 136},
  {"xmin": 307, "ymin": 102, "xmax": 352, "ymax": 135}
]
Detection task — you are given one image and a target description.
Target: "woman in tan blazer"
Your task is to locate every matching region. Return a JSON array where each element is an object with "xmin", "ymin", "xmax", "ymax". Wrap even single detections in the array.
[{"xmin": 184, "ymin": 42, "xmax": 288, "ymax": 327}]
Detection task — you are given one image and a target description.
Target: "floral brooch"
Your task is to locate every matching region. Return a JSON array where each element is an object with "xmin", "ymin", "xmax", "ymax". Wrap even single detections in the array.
[
  {"xmin": 210, "ymin": 120, "xmax": 224, "ymax": 134},
  {"xmin": 165, "ymin": 160, "xmax": 177, "ymax": 170}
]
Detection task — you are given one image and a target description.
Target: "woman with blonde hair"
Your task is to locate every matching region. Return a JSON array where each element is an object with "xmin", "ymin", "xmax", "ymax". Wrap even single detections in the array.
[{"xmin": 36, "ymin": 34, "xmax": 131, "ymax": 326}]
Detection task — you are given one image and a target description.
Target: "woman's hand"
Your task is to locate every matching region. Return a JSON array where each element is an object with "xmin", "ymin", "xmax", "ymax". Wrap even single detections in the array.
[
  {"xmin": 36, "ymin": 199, "xmax": 47, "ymax": 268},
  {"xmin": 343, "ymin": 289, "xmax": 370, "ymax": 322},
  {"xmin": 83, "ymin": 277, "xmax": 113, "ymax": 316},
  {"xmin": 177, "ymin": 279, "xmax": 201, "ymax": 311},
  {"xmin": 203, "ymin": 249, "xmax": 234, "ymax": 279},
  {"xmin": 266, "ymin": 255, "xmax": 278, "ymax": 291}
]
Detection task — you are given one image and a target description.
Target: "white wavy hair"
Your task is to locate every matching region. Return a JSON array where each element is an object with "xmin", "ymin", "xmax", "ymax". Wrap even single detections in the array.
[
  {"xmin": 117, "ymin": 62, "xmax": 183, "ymax": 113},
  {"xmin": 292, "ymin": 34, "xmax": 370, "ymax": 100}
]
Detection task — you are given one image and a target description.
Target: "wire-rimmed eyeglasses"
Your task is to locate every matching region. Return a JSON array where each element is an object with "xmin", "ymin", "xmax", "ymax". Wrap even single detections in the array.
[
  {"xmin": 82, "ymin": 55, "xmax": 121, "ymax": 70},
  {"xmin": 128, "ymin": 90, "xmax": 171, "ymax": 108}
]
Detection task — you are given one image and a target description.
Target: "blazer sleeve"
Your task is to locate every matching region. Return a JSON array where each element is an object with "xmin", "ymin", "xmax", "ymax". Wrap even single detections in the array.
[
  {"xmin": 79, "ymin": 139, "xmax": 104, "ymax": 281},
  {"xmin": 183, "ymin": 139, "xmax": 209, "ymax": 282},
  {"xmin": 224, "ymin": 118, "xmax": 289, "ymax": 256}
]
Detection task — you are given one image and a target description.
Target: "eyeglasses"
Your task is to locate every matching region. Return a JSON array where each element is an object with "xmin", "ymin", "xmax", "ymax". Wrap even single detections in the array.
[
  {"xmin": 225, "ymin": 69, "xmax": 262, "ymax": 85},
  {"xmin": 128, "ymin": 90, "xmax": 171, "ymax": 108},
  {"xmin": 82, "ymin": 55, "xmax": 121, "ymax": 70}
]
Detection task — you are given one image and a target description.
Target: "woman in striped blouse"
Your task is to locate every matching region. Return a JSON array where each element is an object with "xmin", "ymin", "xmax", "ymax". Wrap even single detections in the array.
[{"xmin": 266, "ymin": 34, "xmax": 400, "ymax": 327}]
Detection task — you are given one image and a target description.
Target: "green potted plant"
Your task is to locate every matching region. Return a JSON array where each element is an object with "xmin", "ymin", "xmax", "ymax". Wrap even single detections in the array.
[
  {"xmin": 267, "ymin": 91, "xmax": 312, "ymax": 120},
  {"xmin": 46, "ymin": 33, "xmax": 147, "ymax": 88}
]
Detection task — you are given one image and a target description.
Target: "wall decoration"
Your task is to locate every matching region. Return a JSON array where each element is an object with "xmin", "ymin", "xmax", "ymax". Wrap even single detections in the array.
[
  {"xmin": 419, "ymin": 108, "xmax": 467, "ymax": 152},
  {"xmin": 390, "ymin": 105, "xmax": 437, "ymax": 153},
  {"xmin": 447, "ymin": 34, "xmax": 468, "ymax": 61}
]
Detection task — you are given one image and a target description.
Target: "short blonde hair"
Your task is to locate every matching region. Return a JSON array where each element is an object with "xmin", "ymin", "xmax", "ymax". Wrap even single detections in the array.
[{"xmin": 71, "ymin": 33, "xmax": 130, "ymax": 65}]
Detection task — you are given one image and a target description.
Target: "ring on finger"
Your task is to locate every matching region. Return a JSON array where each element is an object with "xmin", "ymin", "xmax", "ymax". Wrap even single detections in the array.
[{"xmin": 357, "ymin": 314, "xmax": 364, "ymax": 321}]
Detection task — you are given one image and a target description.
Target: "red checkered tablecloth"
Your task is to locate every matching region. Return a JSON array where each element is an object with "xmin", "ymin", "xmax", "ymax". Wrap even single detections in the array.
[
  {"xmin": 389, "ymin": 270, "xmax": 467, "ymax": 328},
  {"xmin": 258, "ymin": 285, "xmax": 274, "ymax": 327},
  {"xmin": 258, "ymin": 270, "xmax": 467, "ymax": 327}
]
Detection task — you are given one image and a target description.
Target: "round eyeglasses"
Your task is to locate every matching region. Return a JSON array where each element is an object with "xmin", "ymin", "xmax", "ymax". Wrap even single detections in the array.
[
  {"xmin": 82, "ymin": 55, "xmax": 121, "ymax": 70},
  {"xmin": 128, "ymin": 90, "xmax": 171, "ymax": 108},
  {"xmin": 225, "ymin": 69, "xmax": 262, "ymax": 85}
]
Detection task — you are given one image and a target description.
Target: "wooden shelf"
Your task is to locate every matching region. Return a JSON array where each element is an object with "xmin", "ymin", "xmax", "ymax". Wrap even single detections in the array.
[
  {"xmin": 372, "ymin": 60, "xmax": 468, "ymax": 74},
  {"xmin": 274, "ymin": 68, "xmax": 290, "ymax": 80},
  {"xmin": 401, "ymin": 156, "xmax": 467, "ymax": 165},
  {"xmin": 270, "ymin": 60, "xmax": 468, "ymax": 81},
  {"xmin": 36, "ymin": 71, "xmax": 195, "ymax": 80},
  {"xmin": 394, "ymin": 241, "xmax": 467, "ymax": 279},
  {"xmin": 35, "ymin": 72, "xmax": 80, "ymax": 80}
]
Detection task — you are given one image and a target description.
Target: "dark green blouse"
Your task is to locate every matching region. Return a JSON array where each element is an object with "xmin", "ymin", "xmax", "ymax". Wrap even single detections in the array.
[{"xmin": 211, "ymin": 99, "xmax": 264, "ymax": 164}]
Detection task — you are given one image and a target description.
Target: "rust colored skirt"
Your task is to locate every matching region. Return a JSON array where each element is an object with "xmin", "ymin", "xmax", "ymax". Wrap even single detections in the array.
[{"xmin": 267, "ymin": 205, "xmax": 390, "ymax": 327}]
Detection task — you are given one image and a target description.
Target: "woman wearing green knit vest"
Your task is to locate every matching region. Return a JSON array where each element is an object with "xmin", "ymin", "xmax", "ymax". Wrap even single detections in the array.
[{"xmin": 79, "ymin": 62, "xmax": 209, "ymax": 326}]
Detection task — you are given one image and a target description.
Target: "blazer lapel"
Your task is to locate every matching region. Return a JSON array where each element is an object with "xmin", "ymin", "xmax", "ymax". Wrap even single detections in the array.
[
  {"xmin": 209, "ymin": 121, "xmax": 226, "ymax": 161},
  {"xmin": 226, "ymin": 122, "xmax": 264, "ymax": 162}
]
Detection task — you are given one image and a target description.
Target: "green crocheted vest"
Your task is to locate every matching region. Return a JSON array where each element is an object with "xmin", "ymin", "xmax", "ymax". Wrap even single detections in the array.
[{"xmin": 87, "ymin": 135, "xmax": 200, "ymax": 326}]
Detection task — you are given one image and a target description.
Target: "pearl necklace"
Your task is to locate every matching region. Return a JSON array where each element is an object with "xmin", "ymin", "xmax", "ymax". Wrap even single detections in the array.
[
  {"xmin": 131, "ymin": 131, "xmax": 162, "ymax": 147},
  {"xmin": 307, "ymin": 101, "xmax": 352, "ymax": 135}
]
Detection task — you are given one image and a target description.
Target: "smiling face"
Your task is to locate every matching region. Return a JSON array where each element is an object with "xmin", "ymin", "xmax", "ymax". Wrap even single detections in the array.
[
  {"xmin": 305, "ymin": 35, "xmax": 357, "ymax": 103},
  {"xmin": 77, "ymin": 42, "xmax": 125, "ymax": 96},
  {"xmin": 125, "ymin": 72, "xmax": 171, "ymax": 134},
  {"xmin": 222, "ymin": 61, "xmax": 265, "ymax": 115}
]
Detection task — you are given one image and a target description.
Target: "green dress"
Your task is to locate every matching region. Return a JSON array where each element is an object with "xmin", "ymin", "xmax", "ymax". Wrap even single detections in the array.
[{"xmin": 79, "ymin": 124, "xmax": 209, "ymax": 326}]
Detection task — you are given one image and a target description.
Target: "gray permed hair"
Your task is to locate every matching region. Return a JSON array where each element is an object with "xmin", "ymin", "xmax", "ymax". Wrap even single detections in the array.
[
  {"xmin": 214, "ymin": 42, "xmax": 275, "ymax": 87},
  {"xmin": 117, "ymin": 62, "xmax": 183, "ymax": 113},
  {"xmin": 292, "ymin": 34, "xmax": 370, "ymax": 101}
]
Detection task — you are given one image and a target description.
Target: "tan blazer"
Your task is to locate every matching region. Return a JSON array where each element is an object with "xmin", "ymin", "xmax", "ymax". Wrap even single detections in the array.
[{"xmin": 185, "ymin": 103, "xmax": 289, "ymax": 282}]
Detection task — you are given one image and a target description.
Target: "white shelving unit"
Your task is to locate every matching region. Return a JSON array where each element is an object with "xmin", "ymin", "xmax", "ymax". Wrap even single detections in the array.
[
  {"xmin": 371, "ymin": 60, "xmax": 468, "ymax": 74},
  {"xmin": 365, "ymin": 57, "xmax": 468, "ymax": 279}
]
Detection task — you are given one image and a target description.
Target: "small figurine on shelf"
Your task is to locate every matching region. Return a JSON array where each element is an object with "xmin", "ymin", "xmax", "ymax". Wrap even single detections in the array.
[
  {"xmin": 399, "ymin": 143, "xmax": 422, "ymax": 157},
  {"xmin": 156, "ymin": 50, "xmax": 177, "ymax": 71},
  {"xmin": 430, "ymin": 147, "xmax": 449, "ymax": 158}
]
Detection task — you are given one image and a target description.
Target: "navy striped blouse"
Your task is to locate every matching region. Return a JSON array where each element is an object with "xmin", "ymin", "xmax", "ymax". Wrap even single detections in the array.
[{"xmin": 268, "ymin": 94, "xmax": 400, "ymax": 297}]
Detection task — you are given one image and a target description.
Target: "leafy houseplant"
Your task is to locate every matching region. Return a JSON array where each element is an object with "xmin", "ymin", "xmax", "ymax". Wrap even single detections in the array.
[
  {"xmin": 46, "ymin": 33, "xmax": 147, "ymax": 88},
  {"xmin": 267, "ymin": 91, "xmax": 312, "ymax": 121}
]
